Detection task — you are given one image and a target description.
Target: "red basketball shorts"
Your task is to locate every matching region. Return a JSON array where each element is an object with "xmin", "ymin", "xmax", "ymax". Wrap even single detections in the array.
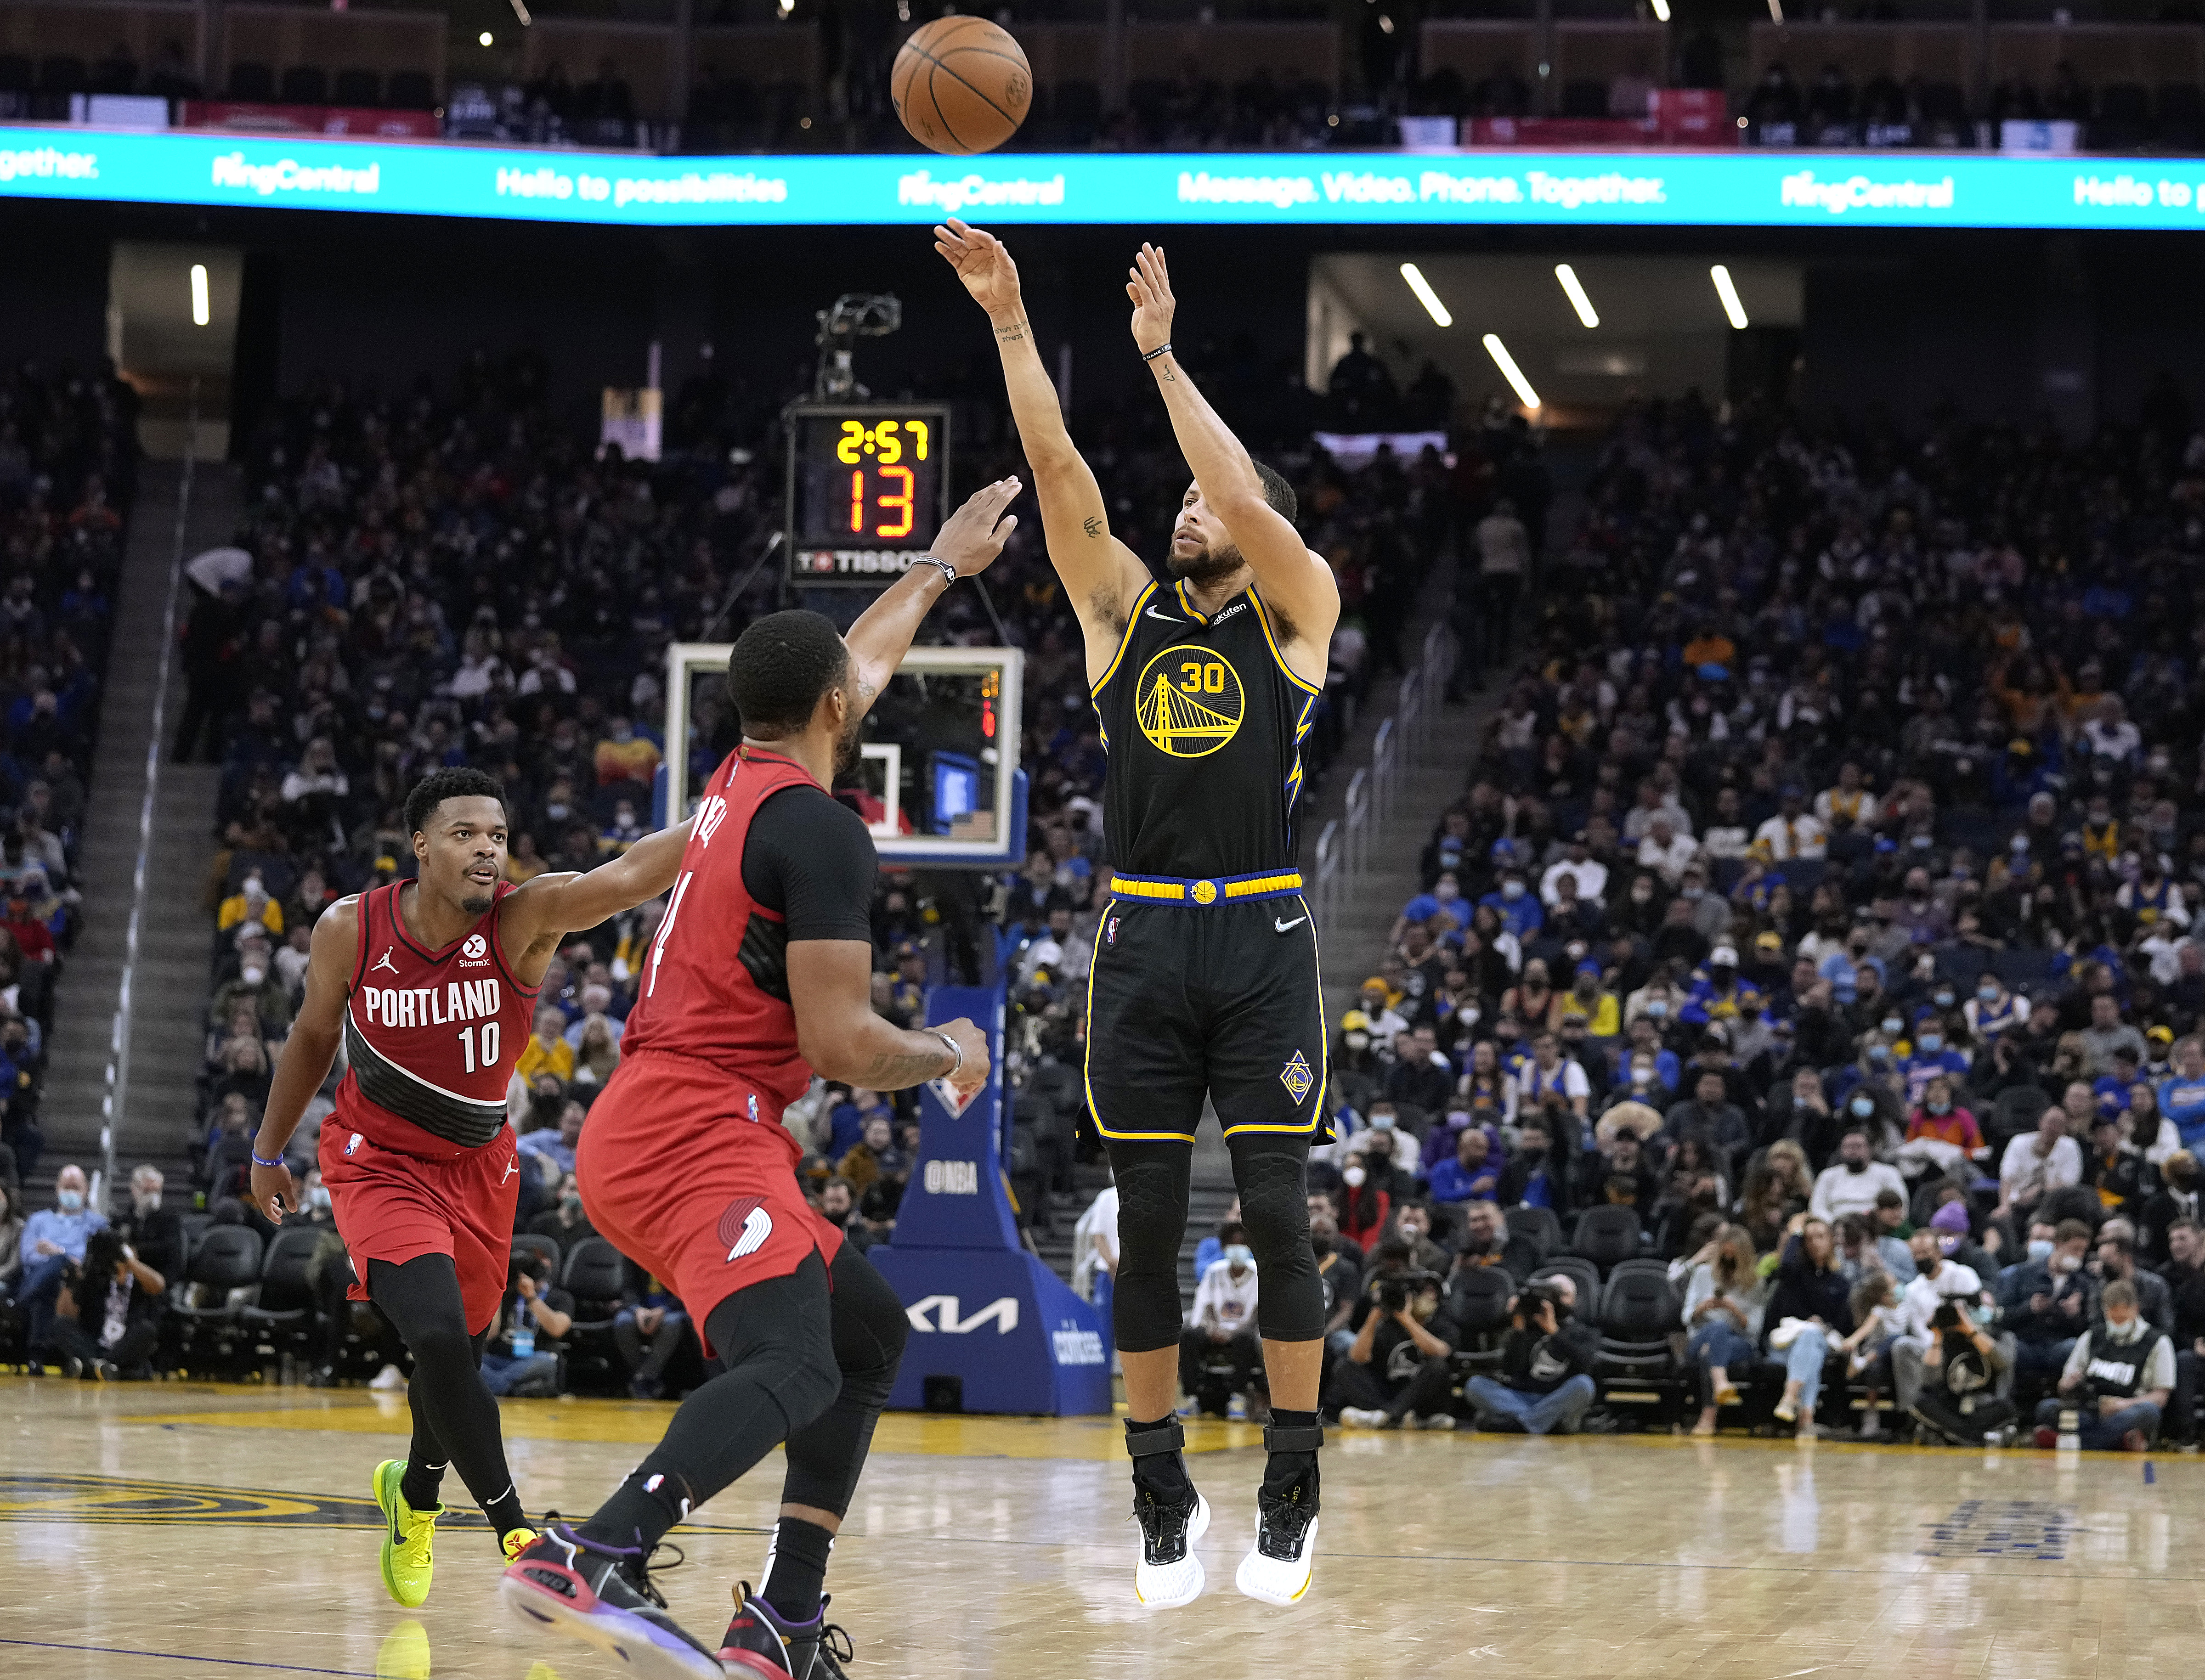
[
  {"xmin": 576, "ymin": 1050, "xmax": 842, "ymax": 1355},
  {"xmin": 319, "ymin": 1114, "xmax": 521, "ymax": 1336}
]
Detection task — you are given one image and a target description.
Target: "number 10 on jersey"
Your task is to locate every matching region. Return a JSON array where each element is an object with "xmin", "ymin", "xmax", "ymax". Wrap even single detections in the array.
[{"xmin": 458, "ymin": 1021, "xmax": 502, "ymax": 1073}]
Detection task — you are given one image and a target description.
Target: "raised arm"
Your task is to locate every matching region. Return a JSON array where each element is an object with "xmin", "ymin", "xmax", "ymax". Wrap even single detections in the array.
[
  {"xmin": 499, "ymin": 817, "xmax": 695, "ymax": 960},
  {"xmin": 843, "ymin": 474, "xmax": 1023, "ymax": 707},
  {"xmin": 1126, "ymin": 243, "xmax": 1339, "ymax": 689},
  {"xmin": 934, "ymin": 219, "xmax": 1151, "ymax": 679},
  {"xmin": 250, "ymin": 896, "xmax": 360, "ymax": 1218}
]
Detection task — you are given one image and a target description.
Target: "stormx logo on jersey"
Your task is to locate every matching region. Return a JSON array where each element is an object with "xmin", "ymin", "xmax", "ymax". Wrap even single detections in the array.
[{"xmin": 460, "ymin": 933, "xmax": 489, "ymax": 965}]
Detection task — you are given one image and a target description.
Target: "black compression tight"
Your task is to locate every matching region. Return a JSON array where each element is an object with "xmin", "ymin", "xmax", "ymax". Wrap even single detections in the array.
[
  {"xmin": 780, "ymin": 1244, "xmax": 910, "ymax": 1518},
  {"xmin": 581, "ymin": 1251, "xmax": 843, "ymax": 1554},
  {"xmin": 367, "ymin": 1254, "xmax": 525, "ymax": 1533},
  {"xmin": 1106, "ymin": 1129, "xmax": 1324, "ymax": 1354}
]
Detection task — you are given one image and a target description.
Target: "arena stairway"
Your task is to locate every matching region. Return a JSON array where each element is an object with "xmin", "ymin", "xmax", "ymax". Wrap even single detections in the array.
[{"xmin": 42, "ymin": 457, "xmax": 236, "ymax": 1197}]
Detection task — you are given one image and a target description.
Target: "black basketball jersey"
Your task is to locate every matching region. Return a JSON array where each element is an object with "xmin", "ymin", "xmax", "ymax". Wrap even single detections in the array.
[{"xmin": 1093, "ymin": 576, "xmax": 1321, "ymax": 879}]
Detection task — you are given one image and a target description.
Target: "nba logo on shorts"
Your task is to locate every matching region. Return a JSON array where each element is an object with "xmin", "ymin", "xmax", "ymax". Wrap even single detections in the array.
[
  {"xmin": 1106, "ymin": 915, "xmax": 1120, "ymax": 947},
  {"xmin": 345, "ymin": 1132, "xmax": 363, "ymax": 1156},
  {"xmin": 718, "ymin": 1195, "xmax": 774, "ymax": 1263},
  {"xmin": 462, "ymin": 933, "xmax": 487, "ymax": 960}
]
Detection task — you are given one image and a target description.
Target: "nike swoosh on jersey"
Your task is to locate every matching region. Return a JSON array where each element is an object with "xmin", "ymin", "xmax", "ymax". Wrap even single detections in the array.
[
  {"xmin": 1144, "ymin": 606, "xmax": 1183, "ymax": 622},
  {"xmin": 1274, "ymin": 915, "xmax": 1308, "ymax": 933}
]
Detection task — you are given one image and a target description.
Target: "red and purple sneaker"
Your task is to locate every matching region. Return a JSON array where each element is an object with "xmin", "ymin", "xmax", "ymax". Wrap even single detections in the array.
[
  {"xmin": 717, "ymin": 1584, "xmax": 855, "ymax": 1680},
  {"xmin": 499, "ymin": 1521, "xmax": 724, "ymax": 1680}
]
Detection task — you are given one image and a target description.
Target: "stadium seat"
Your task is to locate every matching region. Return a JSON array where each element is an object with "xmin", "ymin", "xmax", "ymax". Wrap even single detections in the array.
[
  {"xmin": 1990, "ymin": 1084, "xmax": 2051, "ymax": 1150},
  {"xmin": 333, "ymin": 68, "xmax": 381, "ymax": 107},
  {"xmin": 511, "ymin": 1231, "xmax": 561, "ymax": 1274},
  {"xmin": 1593, "ymin": 1264, "xmax": 1686, "ymax": 1428},
  {"xmin": 1532, "ymin": 1256, "xmax": 1601, "ymax": 1320},
  {"xmin": 239, "ymin": 1227, "xmax": 324, "ymax": 1368},
  {"xmin": 227, "ymin": 62, "xmax": 276, "ymax": 101},
  {"xmin": 280, "ymin": 65, "xmax": 328, "ymax": 105},
  {"xmin": 1445, "ymin": 1262, "xmax": 1516, "ymax": 1376},
  {"xmin": 38, "ymin": 55, "xmax": 89, "ymax": 94},
  {"xmin": 559, "ymin": 1237, "xmax": 630, "ymax": 1393},
  {"xmin": 1992, "ymin": 946, "xmax": 2058, "ymax": 990},
  {"xmin": 170, "ymin": 1226, "xmax": 266, "ymax": 1376},
  {"xmin": 1571, "ymin": 1205, "xmax": 1645, "ymax": 1273},
  {"xmin": 1504, "ymin": 1204, "xmax": 1562, "ymax": 1260}
]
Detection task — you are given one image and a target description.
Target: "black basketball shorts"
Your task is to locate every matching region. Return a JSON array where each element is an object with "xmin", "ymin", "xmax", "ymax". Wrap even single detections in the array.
[{"xmin": 1082, "ymin": 889, "xmax": 1328, "ymax": 1144}]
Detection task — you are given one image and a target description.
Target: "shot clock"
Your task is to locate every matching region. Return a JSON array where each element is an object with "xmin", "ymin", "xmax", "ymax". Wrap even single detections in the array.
[{"xmin": 785, "ymin": 402, "xmax": 953, "ymax": 582}]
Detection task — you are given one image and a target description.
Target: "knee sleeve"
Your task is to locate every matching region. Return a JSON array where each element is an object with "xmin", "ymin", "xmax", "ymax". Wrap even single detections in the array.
[
  {"xmin": 704, "ymin": 1258, "xmax": 844, "ymax": 1438},
  {"xmin": 1108, "ymin": 1142, "xmax": 1192, "ymax": 1354},
  {"xmin": 1231, "ymin": 1135, "xmax": 1323, "ymax": 1343},
  {"xmin": 826, "ymin": 1245, "xmax": 908, "ymax": 1410}
]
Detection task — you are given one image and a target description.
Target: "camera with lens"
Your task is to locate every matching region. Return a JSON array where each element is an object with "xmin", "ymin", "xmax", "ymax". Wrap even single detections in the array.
[
  {"xmin": 1930, "ymin": 1301, "xmax": 1963, "ymax": 1331},
  {"xmin": 1517, "ymin": 1280, "xmax": 1565, "ymax": 1324},
  {"xmin": 1378, "ymin": 1268, "xmax": 1440, "ymax": 1313}
]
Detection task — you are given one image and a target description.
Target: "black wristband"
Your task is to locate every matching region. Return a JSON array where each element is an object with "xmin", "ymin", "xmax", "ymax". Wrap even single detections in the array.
[{"xmin": 1141, "ymin": 342, "xmax": 1174, "ymax": 364}]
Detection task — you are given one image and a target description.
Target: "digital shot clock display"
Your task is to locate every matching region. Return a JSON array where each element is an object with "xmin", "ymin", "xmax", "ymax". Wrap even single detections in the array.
[{"xmin": 785, "ymin": 402, "xmax": 952, "ymax": 583}]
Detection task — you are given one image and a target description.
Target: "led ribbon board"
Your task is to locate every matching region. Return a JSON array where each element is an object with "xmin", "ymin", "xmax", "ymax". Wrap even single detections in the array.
[{"xmin": 6, "ymin": 128, "xmax": 2205, "ymax": 228}]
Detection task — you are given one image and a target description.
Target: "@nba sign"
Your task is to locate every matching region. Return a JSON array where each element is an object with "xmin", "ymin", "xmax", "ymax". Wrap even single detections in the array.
[{"xmin": 904, "ymin": 1294, "xmax": 1019, "ymax": 1334}]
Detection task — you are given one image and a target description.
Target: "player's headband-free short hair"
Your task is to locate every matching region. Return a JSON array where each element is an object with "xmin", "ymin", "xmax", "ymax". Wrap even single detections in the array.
[
  {"xmin": 405, "ymin": 766, "xmax": 508, "ymax": 837},
  {"xmin": 727, "ymin": 609, "xmax": 850, "ymax": 736}
]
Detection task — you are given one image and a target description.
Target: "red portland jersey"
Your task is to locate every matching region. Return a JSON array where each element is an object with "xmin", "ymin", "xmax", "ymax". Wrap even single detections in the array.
[
  {"xmin": 621, "ymin": 747, "xmax": 816, "ymax": 1109},
  {"xmin": 335, "ymin": 879, "xmax": 540, "ymax": 1158}
]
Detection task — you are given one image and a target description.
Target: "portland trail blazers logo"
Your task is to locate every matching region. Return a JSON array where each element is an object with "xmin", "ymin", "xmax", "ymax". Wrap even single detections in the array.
[
  {"xmin": 718, "ymin": 1195, "xmax": 774, "ymax": 1263},
  {"xmin": 1135, "ymin": 645, "xmax": 1244, "ymax": 759}
]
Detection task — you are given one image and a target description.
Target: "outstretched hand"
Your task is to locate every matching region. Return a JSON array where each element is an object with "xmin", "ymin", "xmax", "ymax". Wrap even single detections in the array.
[
  {"xmin": 933, "ymin": 219, "xmax": 1023, "ymax": 319},
  {"xmin": 1126, "ymin": 242, "xmax": 1176, "ymax": 357},
  {"xmin": 929, "ymin": 476, "xmax": 1022, "ymax": 579}
]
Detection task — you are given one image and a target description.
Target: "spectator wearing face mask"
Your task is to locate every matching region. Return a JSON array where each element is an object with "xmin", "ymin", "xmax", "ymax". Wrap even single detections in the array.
[
  {"xmin": 1809, "ymin": 1128, "xmax": 1908, "ymax": 1223},
  {"xmin": 1428, "ymin": 1126, "xmax": 1500, "ymax": 1205},
  {"xmin": 17, "ymin": 1163, "xmax": 106, "ymax": 1355},
  {"xmin": 527, "ymin": 1170, "xmax": 600, "ymax": 1251},
  {"xmin": 1900, "ymin": 1014, "xmax": 1970, "ymax": 1107},
  {"xmin": 1385, "ymin": 1201, "xmax": 1449, "ymax": 1273},
  {"xmin": 1180, "ymin": 1223, "xmax": 1265, "ymax": 1418},
  {"xmin": 1496, "ymin": 1119, "xmax": 1570, "ymax": 1213},
  {"xmin": 49, "ymin": 1227, "xmax": 165, "ymax": 1380},
  {"xmin": 115, "ymin": 1163, "xmax": 186, "ymax": 1285},
  {"xmin": 1477, "ymin": 864, "xmax": 1544, "ymax": 943},
  {"xmin": 1336, "ymin": 1268, "xmax": 1459, "ymax": 1430},
  {"xmin": 2032, "ymin": 1279, "xmax": 2172, "ymax": 1450},
  {"xmin": 1996, "ymin": 1217, "xmax": 2098, "ymax": 1384},
  {"xmin": 1898, "ymin": 1076, "xmax": 1983, "ymax": 1181},
  {"xmin": 1996, "ymin": 1106, "xmax": 2084, "ymax": 1227},
  {"xmin": 1463, "ymin": 1274, "xmax": 1600, "ymax": 1435}
]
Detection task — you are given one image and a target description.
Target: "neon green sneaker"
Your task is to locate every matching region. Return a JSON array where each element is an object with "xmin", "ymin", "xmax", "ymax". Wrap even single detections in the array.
[{"xmin": 373, "ymin": 1459, "xmax": 442, "ymax": 1608}]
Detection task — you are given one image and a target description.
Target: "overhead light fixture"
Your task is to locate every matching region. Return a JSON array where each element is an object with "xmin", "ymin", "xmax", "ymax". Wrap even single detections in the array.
[
  {"xmin": 189, "ymin": 263, "xmax": 209, "ymax": 327},
  {"xmin": 1710, "ymin": 264, "xmax": 1750, "ymax": 329},
  {"xmin": 1398, "ymin": 262, "xmax": 1452, "ymax": 328},
  {"xmin": 509, "ymin": 0, "xmax": 533, "ymax": 23},
  {"xmin": 1768, "ymin": 0, "xmax": 1784, "ymax": 18},
  {"xmin": 1482, "ymin": 333, "xmax": 1541, "ymax": 411},
  {"xmin": 478, "ymin": 29, "xmax": 493, "ymax": 45},
  {"xmin": 1554, "ymin": 263, "xmax": 1599, "ymax": 329},
  {"xmin": 1651, "ymin": 0, "xmax": 1671, "ymax": 18}
]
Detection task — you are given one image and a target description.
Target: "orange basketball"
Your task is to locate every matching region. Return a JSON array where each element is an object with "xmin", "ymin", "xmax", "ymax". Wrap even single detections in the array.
[{"xmin": 891, "ymin": 16, "xmax": 1031, "ymax": 156}]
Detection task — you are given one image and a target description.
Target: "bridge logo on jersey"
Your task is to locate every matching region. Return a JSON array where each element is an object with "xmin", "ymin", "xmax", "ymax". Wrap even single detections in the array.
[
  {"xmin": 1134, "ymin": 644, "xmax": 1245, "ymax": 760},
  {"xmin": 718, "ymin": 1195, "xmax": 774, "ymax": 1263}
]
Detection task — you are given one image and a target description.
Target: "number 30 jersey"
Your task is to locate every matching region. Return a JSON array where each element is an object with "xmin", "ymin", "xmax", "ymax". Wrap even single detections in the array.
[
  {"xmin": 1094, "ymin": 578, "xmax": 1322, "ymax": 879},
  {"xmin": 335, "ymin": 879, "xmax": 540, "ymax": 1158}
]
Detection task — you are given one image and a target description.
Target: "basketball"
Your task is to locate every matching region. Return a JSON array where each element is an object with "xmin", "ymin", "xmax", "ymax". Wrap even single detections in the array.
[{"xmin": 891, "ymin": 16, "xmax": 1031, "ymax": 156}]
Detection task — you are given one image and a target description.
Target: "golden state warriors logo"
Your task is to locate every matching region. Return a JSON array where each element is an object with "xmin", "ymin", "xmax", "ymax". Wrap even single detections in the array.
[{"xmin": 1136, "ymin": 644, "xmax": 1244, "ymax": 759}]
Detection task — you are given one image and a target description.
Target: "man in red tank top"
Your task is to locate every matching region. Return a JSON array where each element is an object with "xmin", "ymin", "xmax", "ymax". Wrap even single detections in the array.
[
  {"xmin": 503, "ymin": 479, "xmax": 1019, "ymax": 1680},
  {"xmin": 249, "ymin": 765, "xmax": 697, "ymax": 1607}
]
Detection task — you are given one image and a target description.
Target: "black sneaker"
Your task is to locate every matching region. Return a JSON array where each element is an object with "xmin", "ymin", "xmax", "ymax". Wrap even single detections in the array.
[
  {"xmin": 1132, "ymin": 1480, "xmax": 1211, "ymax": 1608},
  {"xmin": 717, "ymin": 1584, "xmax": 855, "ymax": 1680},
  {"xmin": 499, "ymin": 1521, "xmax": 724, "ymax": 1680},
  {"xmin": 1236, "ymin": 1425, "xmax": 1322, "ymax": 1606}
]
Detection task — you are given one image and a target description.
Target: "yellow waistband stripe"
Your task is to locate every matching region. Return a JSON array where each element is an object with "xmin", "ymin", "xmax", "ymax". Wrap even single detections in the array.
[{"xmin": 1105, "ymin": 870, "xmax": 1304, "ymax": 904}]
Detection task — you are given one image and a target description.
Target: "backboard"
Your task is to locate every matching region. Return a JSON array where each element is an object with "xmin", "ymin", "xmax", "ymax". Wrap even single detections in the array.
[{"xmin": 663, "ymin": 642, "xmax": 1027, "ymax": 868}]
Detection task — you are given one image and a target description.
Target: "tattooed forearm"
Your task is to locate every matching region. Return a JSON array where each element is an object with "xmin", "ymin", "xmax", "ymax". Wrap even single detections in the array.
[
  {"xmin": 861, "ymin": 1038, "xmax": 956, "ymax": 1089},
  {"xmin": 994, "ymin": 317, "xmax": 1032, "ymax": 343},
  {"xmin": 1083, "ymin": 516, "xmax": 1102, "ymax": 539}
]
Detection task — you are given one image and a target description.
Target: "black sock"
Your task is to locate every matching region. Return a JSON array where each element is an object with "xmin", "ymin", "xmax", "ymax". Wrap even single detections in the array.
[
  {"xmin": 400, "ymin": 1458, "xmax": 447, "ymax": 1512},
  {"xmin": 759, "ymin": 1517, "xmax": 837, "ymax": 1624},
  {"xmin": 484, "ymin": 1483, "xmax": 529, "ymax": 1540},
  {"xmin": 580, "ymin": 1468, "xmax": 696, "ymax": 1555},
  {"xmin": 1125, "ymin": 1415, "xmax": 1191, "ymax": 1500},
  {"xmin": 1261, "ymin": 1408, "xmax": 1321, "ymax": 1501}
]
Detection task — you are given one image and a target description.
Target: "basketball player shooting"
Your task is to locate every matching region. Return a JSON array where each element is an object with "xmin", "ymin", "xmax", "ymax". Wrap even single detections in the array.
[
  {"xmin": 247, "ymin": 768, "xmax": 698, "ymax": 1604},
  {"xmin": 501, "ymin": 480, "xmax": 1017, "ymax": 1680},
  {"xmin": 937, "ymin": 220, "xmax": 1340, "ymax": 1607}
]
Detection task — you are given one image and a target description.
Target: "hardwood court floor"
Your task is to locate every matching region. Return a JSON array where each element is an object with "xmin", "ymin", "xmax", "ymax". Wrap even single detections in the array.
[{"xmin": 2, "ymin": 1376, "xmax": 2197, "ymax": 1680}]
